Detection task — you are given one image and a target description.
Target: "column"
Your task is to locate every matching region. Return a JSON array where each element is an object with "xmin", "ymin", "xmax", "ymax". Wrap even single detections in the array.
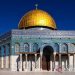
[
  {"xmin": 4, "ymin": 46, "xmax": 6, "ymax": 68},
  {"xmin": 39, "ymin": 54, "xmax": 40, "ymax": 71},
  {"xmin": 53, "ymin": 52, "xmax": 56, "ymax": 71},
  {"xmin": 40, "ymin": 52, "xmax": 42, "ymax": 71},
  {"xmin": 59, "ymin": 54, "xmax": 61, "ymax": 68},
  {"xmin": 1, "ymin": 57, "xmax": 3, "ymax": 68},
  {"xmin": 68, "ymin": 54, "xmax": 70, "ymax": 71},
  {"xmin": 35, "ymin": 54, "xmax": 37, "ymax": 71},
  {"xmin": 23, "ymin": 54, "xmax": 25, "ymax": 71},
  {"xmin": 8, "ymin": 44, "xmax": 10, "ymax": 69},
  {"xmin": 73, "ymin": 54, "xmax": 75, "ymax": 71},
  {"xmin": 50, "ymin": 55, "xmax": 52, "ymax": 71},
  {"xmin": 1, "ymin": 46, "xmax": 4, "ymax": 68},
  {"xmin": 19, "ymin": 54, "xmax": 22, "ymax": 71},
  {"xmin": 59, "ymin": 43, "xmax": 62, "ymax": 70},
  {"xmin": 6, "ymin": 45, "xmax": 9, "ymax": 69},
  {"xmin": 3, "ymin": 46, "xmax": 5, "ymax": 69},
  {"xmin": 25, "ymin": 54, "xmax": 27, "ymax": 71},
  {"xmin": 50, "ymin": 60, "xmax": 52, "ymax": 71}
]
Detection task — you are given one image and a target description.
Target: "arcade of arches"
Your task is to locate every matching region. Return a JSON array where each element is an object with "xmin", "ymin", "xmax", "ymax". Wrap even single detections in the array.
[
  {"xmin": 0, "ymin": 43, "xmax": 75, "ymax": 72},
  {"xmin": 15, "ymin": 43, "xmax": 75, "ymax": 71}
]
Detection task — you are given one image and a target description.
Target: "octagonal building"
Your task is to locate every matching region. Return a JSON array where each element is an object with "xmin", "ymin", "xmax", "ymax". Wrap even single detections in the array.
[{"xmin": 0, "ymin": 8, "xmax": 75, "ymax": 72}]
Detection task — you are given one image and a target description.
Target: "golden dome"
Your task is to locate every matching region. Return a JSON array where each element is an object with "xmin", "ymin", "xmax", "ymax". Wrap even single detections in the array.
[{"xmin": 18, "ymin": 9, "xmax": 56, "ymax": 29}]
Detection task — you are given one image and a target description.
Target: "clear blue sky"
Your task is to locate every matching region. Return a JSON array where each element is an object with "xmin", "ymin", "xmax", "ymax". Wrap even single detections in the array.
[{"xmin": 0, "ymin": 0, "xmax": 75, "ymax": 35}]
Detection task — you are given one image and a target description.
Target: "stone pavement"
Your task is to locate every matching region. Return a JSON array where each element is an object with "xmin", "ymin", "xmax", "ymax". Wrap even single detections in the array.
[{"xmin": 0, "ymin": 71, "xmax": 75, "ymax": 75}]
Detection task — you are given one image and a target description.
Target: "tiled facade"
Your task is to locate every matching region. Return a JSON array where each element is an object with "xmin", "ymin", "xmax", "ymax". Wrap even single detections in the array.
[{"xmin": 0, "ymin": 28, "xmax": 75, "ymax": 71}]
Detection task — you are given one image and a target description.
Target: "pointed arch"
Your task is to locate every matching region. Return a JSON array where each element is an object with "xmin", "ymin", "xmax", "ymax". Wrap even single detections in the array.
[
  {"xmin": 15, "ymin": 43, "xmax": 20, "ymax": 52},
  {"xmin": 54, "ymin": 43, "xmax": 59, "ymax": 53},
  {"xmin": 62, "ymin": 43, "xmax": 68, "ymax": 53},
  {"xmin": 24, "ymin": 43, "xmax": 29, "ymax": 52},
  {"xmin": 33, "ymin": 43, "xmax": 38, "ymax": 52}
]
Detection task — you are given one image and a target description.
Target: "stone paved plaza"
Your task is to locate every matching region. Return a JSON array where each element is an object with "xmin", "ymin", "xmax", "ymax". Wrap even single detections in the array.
[{"xmin": 0, "ymin": 71, "xmax": 75, "ymax": 75}]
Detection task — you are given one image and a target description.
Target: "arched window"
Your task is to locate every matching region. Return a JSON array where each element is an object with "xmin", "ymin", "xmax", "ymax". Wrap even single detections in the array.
[
  {"xmin": 15, "ymin": 43, "xmax": 20, "ymax": 52},
  {"xmin": 54, "ymin": 43, "xmax": 59, "ymax": 53},
  {"xmin": 62, "ymin": 43, "xmax": 68, "ymax": 53},
  {"xmin": 33, "ymin": 43, "xmax": 38, "ymax": 52},
  {"xmin": 24, "ymin": 43, "xmax": 29, "ymax": 52}
]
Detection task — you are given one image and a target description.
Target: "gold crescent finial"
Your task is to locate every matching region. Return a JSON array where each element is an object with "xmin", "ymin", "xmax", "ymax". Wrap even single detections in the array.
[{"xmin": 35, "ymin": 4, "xmax": 38, "ymax": 10}]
